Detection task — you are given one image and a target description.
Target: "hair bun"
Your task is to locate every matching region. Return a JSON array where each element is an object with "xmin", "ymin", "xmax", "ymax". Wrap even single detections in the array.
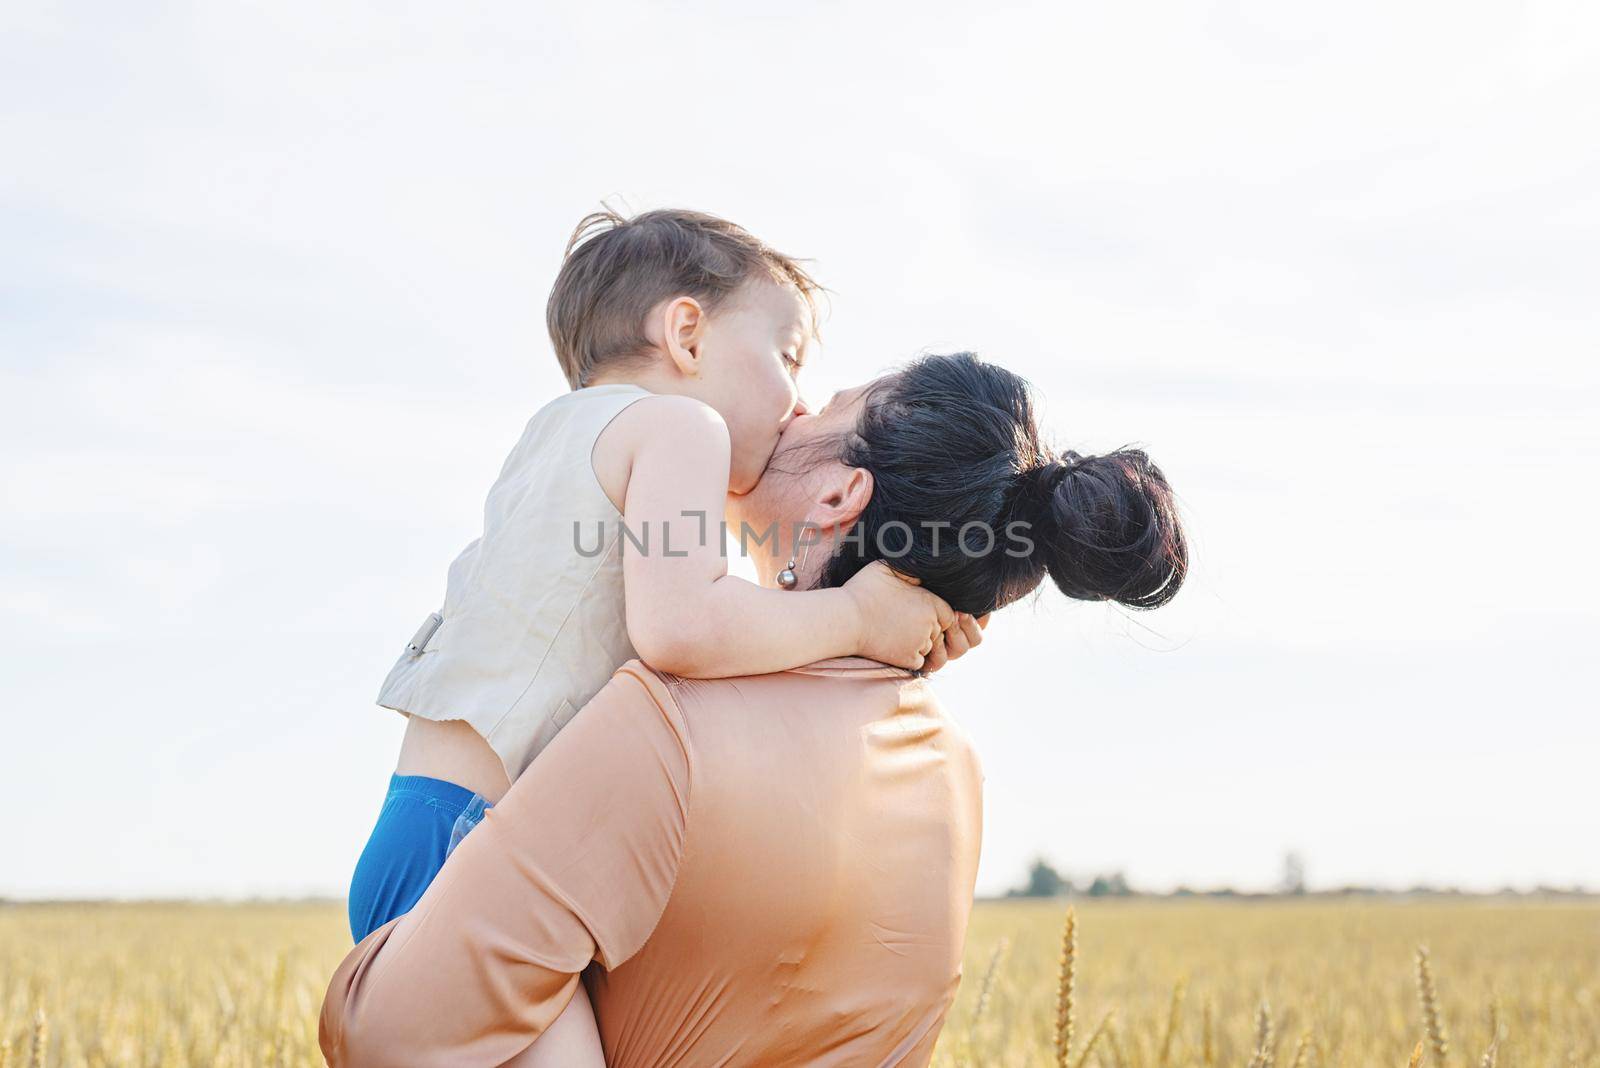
[
  {"xmin": 1015, "ymin": 456, "xmax": 1068, "ymax": 506},
  {"xmin": 1017, "ymin": 448, "xmax": 1187, "ymax": 609},
  {"xmin": 1012, "ymin": 451, "xmax": 1084, "ymax": 527}
]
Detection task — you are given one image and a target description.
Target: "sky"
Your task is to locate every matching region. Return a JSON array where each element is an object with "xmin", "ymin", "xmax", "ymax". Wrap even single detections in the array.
[{"xmin": 2, "ymin": 1, "xmax": 1597, "ymax": 900}]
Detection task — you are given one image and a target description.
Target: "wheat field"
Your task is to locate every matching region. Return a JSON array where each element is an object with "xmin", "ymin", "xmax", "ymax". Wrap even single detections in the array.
[{"xmin": 1, "ymin": 898, "xmax": 1595, "ymax": 1067}]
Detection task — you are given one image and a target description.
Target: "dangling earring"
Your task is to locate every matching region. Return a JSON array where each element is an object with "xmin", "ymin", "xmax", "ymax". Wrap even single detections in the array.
[{"xmin": 778, "ymin": 524, "xmax": 816, "ymax": 590}]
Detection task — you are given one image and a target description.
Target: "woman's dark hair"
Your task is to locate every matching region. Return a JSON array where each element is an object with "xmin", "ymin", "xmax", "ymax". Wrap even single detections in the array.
[{"xmin": 815, "ymin": 352, "xmax": 1187, "ymax": 615}]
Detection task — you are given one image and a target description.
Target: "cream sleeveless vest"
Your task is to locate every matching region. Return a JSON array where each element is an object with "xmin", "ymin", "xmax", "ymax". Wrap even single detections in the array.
[{"xmin": 376, "ymin": 383, "xmax": 651, "ymax": 780}]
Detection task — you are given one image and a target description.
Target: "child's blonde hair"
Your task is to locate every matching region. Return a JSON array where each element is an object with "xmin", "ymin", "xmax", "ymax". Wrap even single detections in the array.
[{"xmin": 547, "ymin": 207, "xmax": 822, "ymax": 387}]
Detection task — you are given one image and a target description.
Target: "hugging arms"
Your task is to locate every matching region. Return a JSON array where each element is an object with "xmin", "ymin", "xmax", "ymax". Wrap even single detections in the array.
[{"xmin": 325, "ymin": 352, "xmax": 1186, "ymax": 1067}]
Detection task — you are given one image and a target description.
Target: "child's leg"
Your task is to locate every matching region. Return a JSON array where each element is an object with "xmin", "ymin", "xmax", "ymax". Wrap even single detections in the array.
[
  {"xmin": 348, "ymin": 774, "xmax": 487, "ymax": 941},
  {"xmin": 498, "ymin": 982, "xmax": 605, "ymax": 1067}
]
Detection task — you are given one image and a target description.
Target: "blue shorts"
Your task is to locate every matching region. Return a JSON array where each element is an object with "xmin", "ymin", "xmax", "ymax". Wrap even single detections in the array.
[{"xmin": 347, "ymin": 774, "xmax": 490, "ymax": 942}]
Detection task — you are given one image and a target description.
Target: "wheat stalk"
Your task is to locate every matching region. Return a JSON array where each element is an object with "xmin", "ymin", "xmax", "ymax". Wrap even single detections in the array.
[
  {"xmin": 1201, "ymin": 998, "xmax": 1215, "ymax": 1068},
  {"xmin": 973, "ymin": 937, "xmax": 1009, "ymax": 1024},
  {"xmin": 1408, "ymin": 1041, "xmax": 1426, "ymax": 1068},
  {"xmin": 1289, "ymin": 1029, "xmax": 1313, "ymax": 1068},
  {"xmin": 27, "ymin": 1009, "xmax": 47, "ymax": 1068},
  {"xmin": 1104, "ymin": 1019, "xmax": 1128, "ymax": 1068},
  {"xmin": 1056, "ymin": 907, "xmax": 1078, "ymax": 1068},
  {"xmin": 1157, "ymin": 979, "xmax": 1186, "ymax": 1067},
  {"xmin": 1073, "ymin": 1010, "xmax": 1116, "ymax": 1068},
  {"xmin": 1415, "ymin": 946, "xmax": 1450, "ymax": 1065},
  {"xmin": 1248, "ymin": 1001, "xmax": 1275, "ymax": 1068}
]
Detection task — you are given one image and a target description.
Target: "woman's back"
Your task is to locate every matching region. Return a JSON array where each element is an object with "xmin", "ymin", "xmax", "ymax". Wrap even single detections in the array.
[
  {"xmin": 320, "ymin": 657, "xmax": 984, "ymax": 1068},
  {"xmin": 592, "ymin": 659, "xmax": 984, "ymax": 1066}
]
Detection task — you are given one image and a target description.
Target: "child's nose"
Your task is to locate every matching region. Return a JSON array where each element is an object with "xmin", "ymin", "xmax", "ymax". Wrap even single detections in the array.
[{"xmin": 790, "ymin": 395, "xmax": 812, "ymax": 418}]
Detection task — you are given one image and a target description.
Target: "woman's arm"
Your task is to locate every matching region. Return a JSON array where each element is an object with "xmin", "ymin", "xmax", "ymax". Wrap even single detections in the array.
[
  {"xmin": 616, "ymin": 396, "xmax": 954, "ymax": 677},
  {"xmin": 319, "ymin": 664, "xmax": 691, "ymax": 1068}
]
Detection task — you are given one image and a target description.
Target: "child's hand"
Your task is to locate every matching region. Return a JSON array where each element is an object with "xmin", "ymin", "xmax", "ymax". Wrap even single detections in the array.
[
  {"xmin": 919, "ymin": 612, "xmax": 990, "ymax": 674},
  {"xmin": 842, "ymin": 562, "xmax": 957, "ymax": 671}
]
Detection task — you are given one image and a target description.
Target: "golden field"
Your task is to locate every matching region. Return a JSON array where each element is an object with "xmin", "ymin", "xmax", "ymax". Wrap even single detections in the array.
[{"xmin": 1, "ymin": 898, "xmax": 1595, "ymax": 1067}]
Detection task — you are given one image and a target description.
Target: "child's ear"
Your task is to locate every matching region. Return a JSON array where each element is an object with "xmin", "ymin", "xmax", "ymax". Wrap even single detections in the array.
[
  {"xmin": 814, "ymin": 467, "xmax": 873, "ymax": 532},
  {"xmin": 659, "ymin": 296, "xmax": 706, "ymax": 377}
]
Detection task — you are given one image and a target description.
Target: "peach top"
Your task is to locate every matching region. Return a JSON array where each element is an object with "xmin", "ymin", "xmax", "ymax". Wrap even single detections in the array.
[{"xmin": 321, "ymin": 657, "xmax": 984, "ymax": 1067}]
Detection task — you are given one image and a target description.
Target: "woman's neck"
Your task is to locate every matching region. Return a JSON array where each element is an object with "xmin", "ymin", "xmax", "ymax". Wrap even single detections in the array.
[{"xmin": 741, "ymin": 519, "xmax": 831, "ymax": 591}]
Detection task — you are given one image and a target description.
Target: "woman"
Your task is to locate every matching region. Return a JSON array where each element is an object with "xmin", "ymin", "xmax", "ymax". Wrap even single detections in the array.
[{"xmin": 320, "ymin": 352, "xmax": 1186, "ymax": 1067}]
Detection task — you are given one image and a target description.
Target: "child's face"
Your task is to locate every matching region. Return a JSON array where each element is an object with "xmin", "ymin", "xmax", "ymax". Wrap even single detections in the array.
[
  {"xmin": 696, "ymin": 279, "xmax": 813, "ymax": 494},
  {"xmin": 727, "ymin": 380, "xmax": 876, "ymax": 581}
]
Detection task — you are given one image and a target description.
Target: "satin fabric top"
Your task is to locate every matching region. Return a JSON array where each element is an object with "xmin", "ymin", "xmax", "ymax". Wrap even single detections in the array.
[
  {"xmin": 321, "ymin": 657, "xmax": 984, "ymax": 1067},
  {"xmin": 375, "ymin": 383, "xmax": 650, "ymax": 780}
]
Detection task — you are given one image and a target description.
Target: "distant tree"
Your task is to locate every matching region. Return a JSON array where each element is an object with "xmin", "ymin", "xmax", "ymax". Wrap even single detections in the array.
[
  {"xmin": 1018, "ymin": 858, "xmax": 1071, "ymax": 898},
  {"xmin": 1087, "ymin": 872, "xmax": 1131, "ymax": 897},
  {"xmin": 1280, "ymin": 852, "xmax": 1307, "ymax": 896}
]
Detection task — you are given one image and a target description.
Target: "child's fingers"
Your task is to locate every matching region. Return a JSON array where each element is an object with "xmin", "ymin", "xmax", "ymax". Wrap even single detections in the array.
[
  {"xmin": 888, "ymin": 649, "xmax": 925, "ymax": 671},
  {"xmin": 930, "ymin": 613, "xmax": 985, "ymax": 667},
  {"xmin": 888, "ymin": 629, "xmax": 931, "ymax": 671},
  {"xmin": 873, "ymin": 563, "xmax": 954, "ymax": 630},
  {"xmin": 924, "ymin": 590, "xmax": 956, "ymax": 632},
  {"xmin": 920, "ymin": 628, "xmax": 949, "ymax": 674},
  {"xmin": 940, "ymin": 621, "xmax": 972, "ymax": 663}
]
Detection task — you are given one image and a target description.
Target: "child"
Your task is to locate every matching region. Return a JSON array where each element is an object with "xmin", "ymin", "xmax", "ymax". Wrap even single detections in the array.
[{"xmin": 347, "ymin": 208, "xmax": 968, "ymax": 1065}]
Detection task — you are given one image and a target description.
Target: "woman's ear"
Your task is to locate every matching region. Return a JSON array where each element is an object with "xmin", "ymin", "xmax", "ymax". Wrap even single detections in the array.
[
  {"xmin": 814, "ymin": 467, "xmax": 873, "ymax": 532},
  {"xmin": 659, "ymin": 296, "xmax": 706, "ymax": 377}
]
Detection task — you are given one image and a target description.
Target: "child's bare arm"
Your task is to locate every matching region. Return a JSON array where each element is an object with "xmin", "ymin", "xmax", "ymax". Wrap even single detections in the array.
[{"xmin": 617, "ymin": 397, "xmax": 954, "ymax": 678}]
